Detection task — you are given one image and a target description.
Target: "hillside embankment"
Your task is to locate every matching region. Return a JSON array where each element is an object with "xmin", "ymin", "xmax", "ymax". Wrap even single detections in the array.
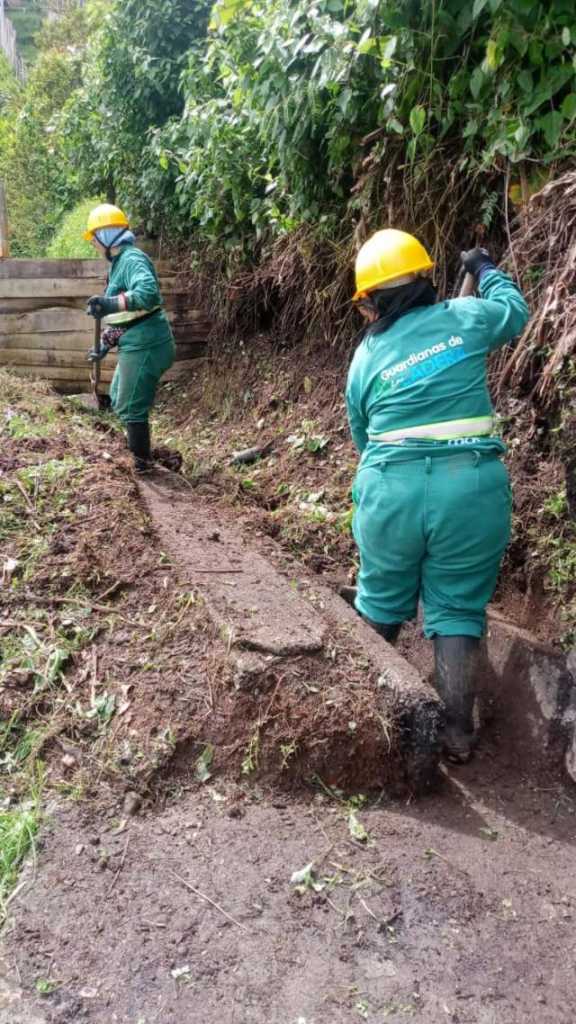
[{"xmin": 0, "ymin": 359, "xmax": 576, "ymax": 1023}]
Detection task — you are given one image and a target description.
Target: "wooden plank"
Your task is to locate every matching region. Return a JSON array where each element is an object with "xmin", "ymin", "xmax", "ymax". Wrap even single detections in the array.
[
  {"xmin": 0, "ymin": 335, "xmax": 205, "ymax": 356},
  {"xmin": 0, "ymin": 293, "xmax": 195, "ymax": 314},
  {"xmin": 0, "ymin": 310, "xmax": 96, "ymax": 334},
  {"xmin": 173, "ymin": 326, "xmax": 209, "ymax": 344},
  {"xmin": 0, "ymin": 276, "xmax": 179, "ymax": 300},
  {"xmin": 6, "ymin": 356, "xmax": 198, "ymax": 386},
  {"xmin": 0, "ymin": 342, "xmax": 200, "ymax": 366},
  {"xmin": 0, "ymin": 259, "xmax": 103, "ymax": 279},
  {"xmin": 1, "ymin": 333, "xmax": 95, "ymax": 351},
  {"xmin": 0, "ymin": 349, "xmax": 117, "ymax": 369},
  {"xmin": 0, "ymin": 307, "xmax": 208, "ymax": 335},
  {"xmin": 164, "ymin": 359, "xmax": 204, "ymax": 380},
  {"xmin": 6, "ymin": 366, "xmax": 115, "ymax": 383},
  {"xmin": 0, "ymin": 258, "xmax": 176, "ymax": 279}
]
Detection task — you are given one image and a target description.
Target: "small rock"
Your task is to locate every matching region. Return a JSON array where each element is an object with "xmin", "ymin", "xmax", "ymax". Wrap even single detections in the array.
[
  {"xmin": 123, "ymin": 791, "xmax": 142, "ymax": 816},
  {"xmin": 75, "ymin": 844, "xmax": 84, "ymax": 856},
  {"xmin": 62, "ymin": 754, "xmax": 76, "ymax": 769}
]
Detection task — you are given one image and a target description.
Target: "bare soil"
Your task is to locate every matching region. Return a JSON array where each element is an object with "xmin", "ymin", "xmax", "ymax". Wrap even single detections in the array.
[
  {"xmin": 6, "ymin": 762, "xmax": 576, "ymax": 1024},
  {"xmin": 1, "ymin": 365, "xmax": 575, "ymax": 1024}
]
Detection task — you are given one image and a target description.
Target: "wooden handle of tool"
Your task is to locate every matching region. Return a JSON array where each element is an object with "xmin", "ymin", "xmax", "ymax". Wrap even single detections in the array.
[
  {"xmin": 459, "ymin": 272, "xmax": 476, "ymax": 298},
  {"xmin": 91, "ymin": 318, "xmax": 102, "ymax": 392}
]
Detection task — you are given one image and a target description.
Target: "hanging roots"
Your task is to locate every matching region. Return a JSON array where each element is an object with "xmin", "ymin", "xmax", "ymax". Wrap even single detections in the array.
[{"xmin": 494, "ymin": 170, "xmax": 576, "ymax": 405}]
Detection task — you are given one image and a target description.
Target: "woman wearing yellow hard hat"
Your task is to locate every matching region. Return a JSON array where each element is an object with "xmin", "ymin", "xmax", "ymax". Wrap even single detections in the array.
[
  {"xmin": 346, "ymin": 228, "xmax": 529, "ymax": 763},
  {"xmin": 84, "ymin": 204, "xmax": 175, "ymax": 473}
]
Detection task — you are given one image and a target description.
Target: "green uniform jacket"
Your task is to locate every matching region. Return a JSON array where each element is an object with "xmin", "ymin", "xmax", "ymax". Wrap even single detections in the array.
[
  {"xmin": 104, "ymin": 244, "xmax": 174, "ymax": 352},
  {"xmin": 346, "ymin": 269, "xmax": 530, "ymax": 465}
]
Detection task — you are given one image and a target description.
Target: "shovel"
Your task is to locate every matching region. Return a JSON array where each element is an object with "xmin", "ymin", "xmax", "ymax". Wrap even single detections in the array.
[
  {"xmin": 459, "ymin": 272, "xmax": 476, "ymax": 298},
  {"xmin": 89, "ymin": 318, "xmax": 112, "ymax": 411},
  {"xmin": 90, "ymin": 316, "xmax": 102, "ymax": 402},
  {"xmin": 453, "ymin": 266, "xmax": 476, "ymax": 299}
]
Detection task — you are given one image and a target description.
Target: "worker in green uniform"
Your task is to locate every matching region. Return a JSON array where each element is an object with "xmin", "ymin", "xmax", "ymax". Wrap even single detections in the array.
[
  {"xmin": 84, "ymin": 204, "xmax": 175, "ymax": 473},
  {"xmin": 346, "ymin": 229, "xmax": 529, "ymax": 763}
]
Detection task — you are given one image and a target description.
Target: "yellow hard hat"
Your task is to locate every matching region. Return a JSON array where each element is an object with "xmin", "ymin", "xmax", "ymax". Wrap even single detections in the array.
[
  {"xmin": 353, "ymin": 228, "xmax": 434, "ymax": 300},
  {"xmin": 83, "ymin": 203, "xmax": 130, "ymax": 241}
]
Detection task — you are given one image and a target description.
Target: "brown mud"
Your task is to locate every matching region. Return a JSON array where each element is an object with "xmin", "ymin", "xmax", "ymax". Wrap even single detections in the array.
[
  {"xmin": 1, "ymin": 366, "xmax": 575, "ymax": 1023},
  {"xmin": 5, "ymin": 760, "xmax": 576, "ymax": 1024}
]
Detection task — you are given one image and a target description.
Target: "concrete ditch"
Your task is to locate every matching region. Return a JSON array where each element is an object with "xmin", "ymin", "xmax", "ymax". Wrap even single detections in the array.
[
  {"xmin": 481, "ymin": 612, "xmax": 576, "ymax": 784},
  {"xmin": 140, "ymin": 479, "xmax": 445, "ymax": 793},
  {"xmin": 140, "ymin": 477, "xmax": 575, "ymax": 790}
]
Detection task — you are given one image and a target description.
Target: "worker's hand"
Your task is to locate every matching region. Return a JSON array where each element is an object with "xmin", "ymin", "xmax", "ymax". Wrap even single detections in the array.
[
  {"xmin": 460, "ymin": 247, "xmax": 495, "ymax": 280},
  {"xmin": 86, "ymin": 294, "xmax": 123, "ymax": 319},
  {"xmin": 87, "ymin": 344, "xmax": 111, "ymax": 363}
]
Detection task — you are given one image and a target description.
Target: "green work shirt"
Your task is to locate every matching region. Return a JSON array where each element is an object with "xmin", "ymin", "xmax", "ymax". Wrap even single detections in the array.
[
  {"xmin": 345, "ymin": 269, "xmax": 530, "ymax": 466},
  {"xmin": 104, "ymin": 244, "xmax": 174, "ymax": 352}
]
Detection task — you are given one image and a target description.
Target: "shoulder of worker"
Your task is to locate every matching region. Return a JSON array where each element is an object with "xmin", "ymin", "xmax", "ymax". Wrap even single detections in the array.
[{"xmin": 116, "ymin": 245, "xmax": 156, "ymax": 270}]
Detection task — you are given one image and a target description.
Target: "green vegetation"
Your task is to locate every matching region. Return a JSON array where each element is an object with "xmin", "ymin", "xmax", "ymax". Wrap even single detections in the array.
[
  {"xmin": 56, "ymin": 0, "xmax": 576, "ymax": 254},
  {"xmin": 0, "ymin": 3, "xmax": 87, "ymax": 255},
  {"xmin": 2, "ymin": 0, "xmax": 574, "ymax": 258},
  {"xmin": 46, "ymin": 196, "xmax": 103, "ymax": 258},
  {"xmin": 7, "ymin": 3, "xmax": 43, "ymax": 66},
  {"xmin": 536, "ymin": 489, "xmax": 576, "ymax": 641},
  {"xmin": 0, "ymin": 788, "xmax": 42, "ymax": 918}
]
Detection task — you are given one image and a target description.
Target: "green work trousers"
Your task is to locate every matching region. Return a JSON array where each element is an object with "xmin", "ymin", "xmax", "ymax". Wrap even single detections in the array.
[
  {"xmin": 352, "ymin": 451, "xmax": 511, "ymax": 637},
  {"xmin": 110, "ymin": 339, "xmax": 175, "ymax": 425}
]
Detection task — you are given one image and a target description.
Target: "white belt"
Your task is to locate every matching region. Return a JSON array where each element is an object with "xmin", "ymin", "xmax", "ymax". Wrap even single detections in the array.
[
  {"xmin": 103, "ymin": 305, "xmax": 161, "ymax": 326},
  {"xmin": 368, "ymin": 416, "xmax": 494, "ymax": 443}
]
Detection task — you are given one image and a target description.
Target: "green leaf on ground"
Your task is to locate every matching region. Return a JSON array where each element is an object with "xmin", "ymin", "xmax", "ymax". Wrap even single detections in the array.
[{"xmin": 195, "ymin": 744, "xmax": 214, "ymax": 782}]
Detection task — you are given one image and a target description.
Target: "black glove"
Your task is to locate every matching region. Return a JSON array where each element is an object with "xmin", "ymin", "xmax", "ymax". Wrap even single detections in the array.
[
  {"xmin": 87, "ymin": 344, "xmax": 111, "ymax": 363},
  {"xmin": 86, "ymin": 294, "xmax": 124, "ymax": 318},
  {"xmin": 460, "ymin": 247, "xmax": 495, "ymax": 280}
]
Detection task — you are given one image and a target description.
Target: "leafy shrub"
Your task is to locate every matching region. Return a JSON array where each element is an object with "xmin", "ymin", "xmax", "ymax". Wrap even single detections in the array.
[{"xmin": 45, "ymin": 196, "xmax": 103, "ymax": 258}]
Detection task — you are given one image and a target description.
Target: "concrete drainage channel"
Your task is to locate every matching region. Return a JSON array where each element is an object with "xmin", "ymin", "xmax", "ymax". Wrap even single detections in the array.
[
  {"xmin": 141, "ymin": 480, "xmax": 576, "ymax": 791},
  {"xmin": 482, "ymin": 612, "xmax": 576, "ymax": 784}
]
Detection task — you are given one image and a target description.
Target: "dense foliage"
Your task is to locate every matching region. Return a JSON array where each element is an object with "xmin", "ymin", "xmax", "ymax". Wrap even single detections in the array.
[
  {"xmin": 3, "ymin": 0, "xmax": 576, "ymax": 257},
  {"xmin": 45, "ymin": 196, "xmax": 102, "ymax": 258},
  {"xmin": 55, "ymin": 0, "xmax": 576, "ymax": 255},
  {"xmin": 0, "ymin": 5, "xmax": 86, "ymax": 255}
]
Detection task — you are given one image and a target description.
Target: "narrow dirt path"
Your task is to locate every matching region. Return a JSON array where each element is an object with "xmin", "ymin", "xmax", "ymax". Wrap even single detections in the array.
[
  {"xmin": 3, "ymin": 758, "xmax": 576, "ymax": 1024},
  {"xmin": 1, "ymin": 376, "xmax": 575, "ymax": 1024},
  {"xmin": 2, "ymin": 465, "xmax": 575, "ymax": 1024}
]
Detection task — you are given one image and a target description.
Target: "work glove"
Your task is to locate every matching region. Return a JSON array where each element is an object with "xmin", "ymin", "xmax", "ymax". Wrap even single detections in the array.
[
  {"xmin": 87, "ymin": 343, "xmax": 111, "ymax": 363},
  {"xmin": 460, "ymin": 247, "xmax": 495, "ymax": 281},
  {"xmin": 86, "ymin": 294, "xmax": 125, "ymax": 319}
]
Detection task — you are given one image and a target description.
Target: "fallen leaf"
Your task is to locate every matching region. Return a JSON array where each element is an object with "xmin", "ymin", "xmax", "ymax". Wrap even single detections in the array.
[
  {"xmin": 195, "ymin": 744, "xmax": 214, "ymax": 782},
  {"xmin": 348, "ymin": 810, "xmax": 369, "ymax": 843}
]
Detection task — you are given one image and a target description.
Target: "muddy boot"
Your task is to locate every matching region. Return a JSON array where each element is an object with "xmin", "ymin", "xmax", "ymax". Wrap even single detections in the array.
[
  {"xmin": 434, "ymin": 635, "xmax": 479, "ymax": 764},
  {"xmin": 126, "ymin": 421, "xmax": 153, "ymax": 475},
  {"xmin": 363, "ymin": 616, "xmax": 402, "ymax": 645},
  {"xmin": 339, "ymin": 584, "xmax": 357, "ymax": 608}
]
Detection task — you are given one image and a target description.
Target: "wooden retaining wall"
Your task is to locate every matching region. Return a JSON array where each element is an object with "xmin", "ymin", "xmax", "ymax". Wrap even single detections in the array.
[{"xmin": 0, "ymin": 259, "xmax": 208, "ymax": 394}]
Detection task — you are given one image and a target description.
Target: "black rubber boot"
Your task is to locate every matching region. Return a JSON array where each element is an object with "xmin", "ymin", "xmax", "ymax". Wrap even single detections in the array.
[
  {"xmin": 338, "ymin": 586, "xmax": 401, "ymax": 644},
  {"xmin": 339, "ymin": 585, "xmax": 357, "ymax": 608},
  {"xmin": 363, "ymin": 616, "xmax": 402, "ymax": 645},
  {"xmin": 126, "ymin": 421, "xmax": 152, "ymax": 475},
  {"xmin": 433, "ymin": 635, "xmax": 479, "ymax": 764}
]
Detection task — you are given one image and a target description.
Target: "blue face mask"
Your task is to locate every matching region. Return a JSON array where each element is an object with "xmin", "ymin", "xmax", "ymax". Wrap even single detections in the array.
[{"xmin": 95, "ymin": 227, "xmax": 136, "ymax": 259}]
